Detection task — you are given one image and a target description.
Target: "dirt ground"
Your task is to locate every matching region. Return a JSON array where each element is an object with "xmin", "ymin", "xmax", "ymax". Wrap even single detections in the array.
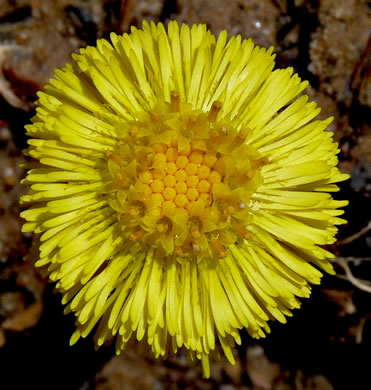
[{"xmin": 0, "ymin": 1, "xmax": 370, "ymax": 389}]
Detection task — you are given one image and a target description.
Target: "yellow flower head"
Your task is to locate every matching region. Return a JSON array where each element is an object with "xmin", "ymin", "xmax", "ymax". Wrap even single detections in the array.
[{"xmin": 21, "ymin": 21, "xmax": 349, "ymax": 376}]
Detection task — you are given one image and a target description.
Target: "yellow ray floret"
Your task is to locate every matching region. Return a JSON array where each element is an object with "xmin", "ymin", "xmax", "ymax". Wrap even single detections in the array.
[{"xmin": 21, "ymin": 21, "xmax": 349, "ymax": 377}]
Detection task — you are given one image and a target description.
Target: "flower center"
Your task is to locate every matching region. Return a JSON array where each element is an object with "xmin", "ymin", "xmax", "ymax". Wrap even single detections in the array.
[
  {"xmin": 138, "ymin": 145, "xmax": 218, "ymax": 211},
  {"xmin": 106, "ymin": 93, "xmax": 266, "ymax": 259}
]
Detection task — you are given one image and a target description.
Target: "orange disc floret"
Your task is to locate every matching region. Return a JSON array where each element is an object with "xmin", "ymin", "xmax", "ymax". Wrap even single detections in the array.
[
  {"xmin": 199, "ymin": 193, "xmax": 212, "ymax": 206},
  {"xmin": 186, "ymin": 188, "xmax": 199, "ymax": 201},
  {"xmin": 185, "ymin": 162, "xmax": 198, "ymax": 176},
  {"xmin": 175, "ymin": 169, "xmax": 187, "ymax": 182},
  {"xmin": 152, "ymin": 169, "xmax": 165, "ymax": 179},
  {"xmin": 163, "ymin": 187, "xmax": 176, "ymax": 200},
  {"xmin": 208, "ymin": 170, "xmax": 222, "ymax": 184},
  {"xmin": 174, "ymin": 194, "xmax": 188, "ymax": 208},
  {"xmin": 176, "ymin": 155, "xmax": 189, "ymax": 169},
  {"xmin": 175, "ymin": 182, "xmax": 187, "ymax": 194},
  {"xmin": 197, "ymin": 179, "xmax": 211, "ymax": 193},
  {"xmin": 151, "ymin": 179, "xmax": 165, "ymax": 193},
  {"xmin": 186, "ymin": 175, "xmax": 199, "ymax": 188},
  {"xmin": 166, "ymin": 162, "xmax": 177, "ymax": 175},
  {"xmin": 198, "ymin": 165, "xmax": 210, "ymax": 179},
  {"xmin": 164, "ymin": 175, "xmax": 176, "ymax": 187},
  {"xmin": 139, "ymin": 170, "xmax": 152, "ymax": 184}
]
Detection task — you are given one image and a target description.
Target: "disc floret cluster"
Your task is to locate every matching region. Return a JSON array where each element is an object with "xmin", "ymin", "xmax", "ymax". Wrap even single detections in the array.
[{"xmin": 107, "ymin": 93, "xmax": 265, "ymax": 259}]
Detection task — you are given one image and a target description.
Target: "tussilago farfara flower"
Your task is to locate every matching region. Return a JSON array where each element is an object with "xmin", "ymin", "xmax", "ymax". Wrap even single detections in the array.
[{"xmin": 21, "ymin": 21, "xmax": 349, "ymax": 376}]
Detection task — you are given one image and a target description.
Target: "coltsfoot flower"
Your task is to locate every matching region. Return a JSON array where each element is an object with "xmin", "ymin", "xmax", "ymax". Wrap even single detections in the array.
[{"xmin": 21, "ymin": 21, "xmax": 349, "ymax": 376}]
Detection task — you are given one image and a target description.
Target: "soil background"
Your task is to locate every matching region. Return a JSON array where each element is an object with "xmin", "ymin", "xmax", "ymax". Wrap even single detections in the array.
[{"xmin": 0, "ymin": 1, "xmax": 370, "ymax": 389}]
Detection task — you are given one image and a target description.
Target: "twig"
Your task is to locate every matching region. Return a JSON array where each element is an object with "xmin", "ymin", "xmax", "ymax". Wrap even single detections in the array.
[
  {"xmin": 355, "ymin": 316, "xmax": 369, "ymax": 344},
  {"xmin": 331, "ymin": 256, "xmax": 371, "ymax": 263},
  {"xmin": 337, "ymin": 221, "xmax": 371, "ymax": 246},
  {"xmin": 335, "ymin": 259, "xmax": 371, "ymax": 294}
]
